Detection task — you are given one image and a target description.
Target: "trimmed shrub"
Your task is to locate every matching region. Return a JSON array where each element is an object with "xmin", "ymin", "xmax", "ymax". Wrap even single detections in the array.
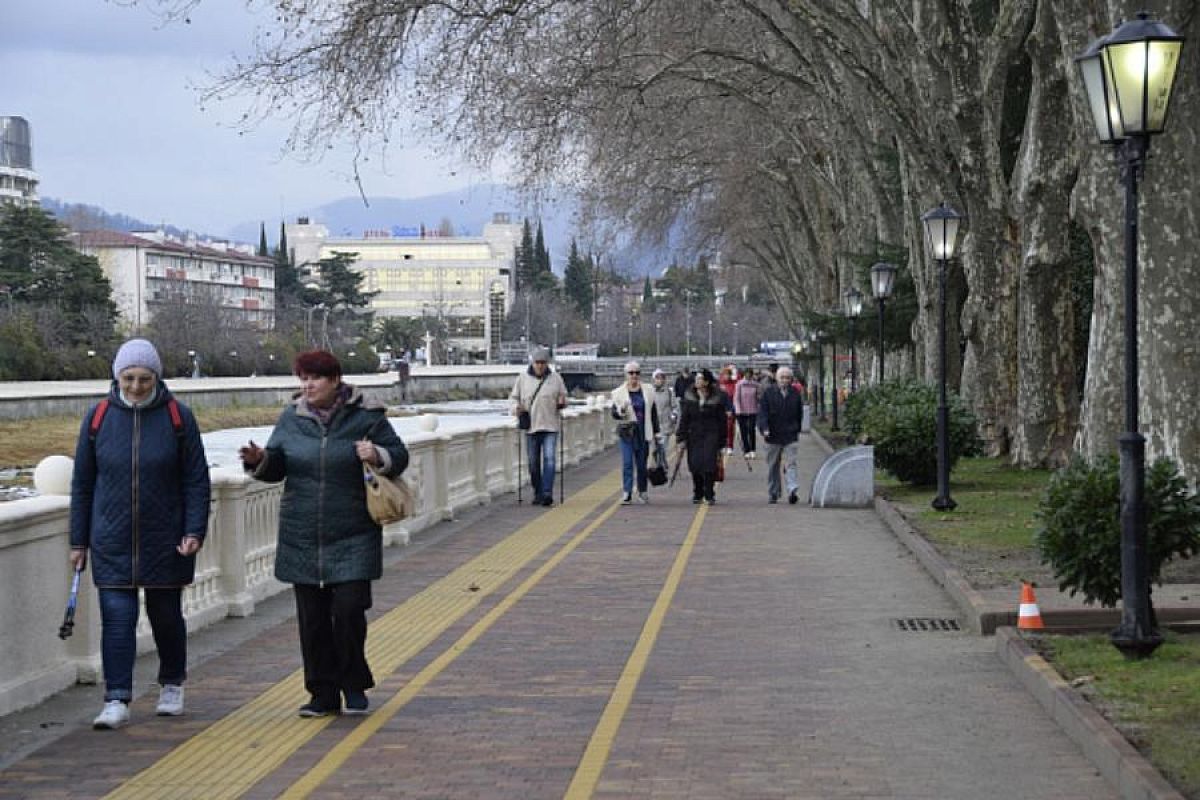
[
  {"xmin": 1035, "ymin": 455, "xmax": 1200, "ymax": 607},
  {"xmin": 844, "ymin": 379, "xmax": 979, "ymax": 485}
]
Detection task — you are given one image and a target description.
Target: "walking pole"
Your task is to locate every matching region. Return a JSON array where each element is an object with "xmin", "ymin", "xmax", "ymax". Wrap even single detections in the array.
[
  {"xmin": 559, "ymin": 408, "xmax": 565, "ymax": 506},
  {"xmin": 58, "ymin": 565, "xmax": 83, "ymax": 640},
  {"xmin": 516, "ymin": 427, "xmax": 523, "ymax": 505}
]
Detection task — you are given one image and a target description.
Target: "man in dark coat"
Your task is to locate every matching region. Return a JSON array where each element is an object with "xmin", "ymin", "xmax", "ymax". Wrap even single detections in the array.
[{"xmin": 757, "ymin": 365, "xmax": 805, "ymax": 504}]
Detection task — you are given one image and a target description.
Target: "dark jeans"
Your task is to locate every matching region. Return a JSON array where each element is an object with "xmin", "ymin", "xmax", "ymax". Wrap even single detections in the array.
[
  {"xmin": 294, "ymin": 581, "xmax": 375, "ymax": 706},
  {"xmin": 619, "ymin": 434, "xmax": 648, "ymax": 494},
  {"xmin": 525, "ymin": 430, "xmax": 558, "ymax": 499},
  {"xmin": 736, "ymin": 414, "xmax": 757, "ymax": 453},
  {"xmin": 98, "ymin": 587, "xmax": 186, "ymax": 702}
]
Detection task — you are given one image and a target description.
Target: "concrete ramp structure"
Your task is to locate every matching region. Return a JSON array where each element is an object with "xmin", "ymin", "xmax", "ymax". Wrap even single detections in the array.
[{"xmin": 810, "ymin": 445, "xmax": 874, "ymax": 508}]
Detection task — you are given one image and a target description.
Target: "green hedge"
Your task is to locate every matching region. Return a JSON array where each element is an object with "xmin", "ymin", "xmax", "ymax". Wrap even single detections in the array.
[
  {"xmin": 842, "ymin": 379, "xmax": 979, "ymax": 485},
  {"xmin": 1035, "ymin": 455, "xmax": 1200, "ymax": 607}
]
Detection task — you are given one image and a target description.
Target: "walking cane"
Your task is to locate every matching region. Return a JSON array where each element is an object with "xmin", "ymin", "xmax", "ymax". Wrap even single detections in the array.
[
  {"xmin": 516, "ymin": 427, "xmax": 523, "ymax": 505},
  {"xmin": 58, "ymin": 565, "xmax": 83, "ymax": 640}
]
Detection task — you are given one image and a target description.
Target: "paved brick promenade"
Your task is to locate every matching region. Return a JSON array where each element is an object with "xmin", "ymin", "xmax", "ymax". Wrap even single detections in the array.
[{"xmin": 0, "ymin": 436, "xmax": 1115, "ymax": 799}]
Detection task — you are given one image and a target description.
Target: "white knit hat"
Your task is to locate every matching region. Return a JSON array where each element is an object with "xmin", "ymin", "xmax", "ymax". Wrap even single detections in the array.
[
  {"xmin": 112, "ymin": 338, "xmax": 163, "ymax": 379},
  {"xmin": 624, "ymin": 360, "xmax": 641, "ymax": 374}
]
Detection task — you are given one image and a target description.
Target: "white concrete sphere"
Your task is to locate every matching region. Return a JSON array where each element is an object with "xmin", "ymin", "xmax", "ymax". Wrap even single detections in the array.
[
  {"xmin": 418, "ymin": 414, "xmax": 439, "ymax": 432},
  {"xmin": 34, "ymin": 455, "xmax": 74, "ymax": 496}
]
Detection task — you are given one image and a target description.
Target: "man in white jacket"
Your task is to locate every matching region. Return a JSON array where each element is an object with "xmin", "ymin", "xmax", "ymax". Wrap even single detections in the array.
[{"xmin": 509, "ymin": 347, "xmax": 568, "ymax": 506}]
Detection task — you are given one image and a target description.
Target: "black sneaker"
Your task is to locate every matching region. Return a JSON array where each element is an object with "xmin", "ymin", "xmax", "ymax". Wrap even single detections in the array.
[
  {"xmin": 298, "ymin": 698, "xmax": 339, "ymax": 718},
  {"xmin": 788, "ymin": 490, "xmax": 798, "ymax": 505},
  {"xmin": 692, "ymin": 496, "xmax": 702, "ymax": 504},
  {"xmin": 768, "ymin": 496, "xmax": 779, "ymax": 504},
  {"xmin": 343, "ymin": 689, "xmax": 369, "ymax": 716},
  {"xmin": 532, "ymin": 495, "xmax": 544, "ymax": 507},
  {"xmin": 541, "ymin": 495, "xmax": 554, "ymax": 507}
]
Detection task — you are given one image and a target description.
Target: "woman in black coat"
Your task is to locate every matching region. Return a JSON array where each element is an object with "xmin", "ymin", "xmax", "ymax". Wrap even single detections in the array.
[{"xmin": 675, "ymin": 369, "xmax": 727, "ymax": 504}]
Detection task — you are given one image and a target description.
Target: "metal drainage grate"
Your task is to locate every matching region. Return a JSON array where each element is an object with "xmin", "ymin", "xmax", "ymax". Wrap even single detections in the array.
[{"xmin": 892, "ymin": 617, "xmax": 961, "ymax": 632}]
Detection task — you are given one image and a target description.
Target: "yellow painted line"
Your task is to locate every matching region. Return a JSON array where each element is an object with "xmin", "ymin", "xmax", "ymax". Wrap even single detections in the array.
[
  {"xmin": 563, "ymin": 505, "xmax": 708, "ymax": 800},
  {"xmin": 279, "ymin": 499, "xmax": 624, "ymax": 799},
  {"xmin": 104, "ymin": 471, "xmax": 621, "ymax": 800}
]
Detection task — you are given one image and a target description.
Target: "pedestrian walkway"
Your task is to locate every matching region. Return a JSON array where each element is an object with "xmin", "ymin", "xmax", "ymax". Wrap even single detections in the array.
[{"xmin": 0, "ymin": 436, "xmax": 1114, "ymax": 799}]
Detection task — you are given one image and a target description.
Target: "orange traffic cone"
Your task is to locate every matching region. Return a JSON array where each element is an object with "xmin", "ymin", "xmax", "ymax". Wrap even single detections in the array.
[{"xmin": 1018, "ymin": 582, "xmax": 1045, "ymax": 630}]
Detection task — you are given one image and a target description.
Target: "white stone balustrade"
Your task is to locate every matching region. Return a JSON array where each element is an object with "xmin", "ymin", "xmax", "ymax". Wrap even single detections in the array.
[{"xmin": 0, "ymin": 402, "xmax": 612, "ymax": 717}]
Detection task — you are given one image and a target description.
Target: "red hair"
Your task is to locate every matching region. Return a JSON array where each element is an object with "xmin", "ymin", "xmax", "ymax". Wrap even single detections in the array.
[{"xmin": 293, "ymin": 350, "xmax": 342, "ymax": 381}]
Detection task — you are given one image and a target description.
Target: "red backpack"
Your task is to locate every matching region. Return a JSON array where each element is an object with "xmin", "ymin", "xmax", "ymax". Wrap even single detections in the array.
[{"xmin": 89, "ymin": 397, "xmax": 184, "ymax": 443}]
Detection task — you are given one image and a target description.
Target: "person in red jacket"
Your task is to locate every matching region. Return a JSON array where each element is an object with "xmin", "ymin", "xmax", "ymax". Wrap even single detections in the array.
[{"xmin": 718, "ymin": 366, "xmax": 737, "ymax": 454}]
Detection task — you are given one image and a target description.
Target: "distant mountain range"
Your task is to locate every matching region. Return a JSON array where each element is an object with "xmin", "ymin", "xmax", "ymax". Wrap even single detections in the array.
[{"xmin": 45, "ymin": 184, "xmax": 677, "ymax": 276}]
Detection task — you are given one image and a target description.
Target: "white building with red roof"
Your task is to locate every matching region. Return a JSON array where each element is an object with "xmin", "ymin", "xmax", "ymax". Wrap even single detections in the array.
[{"xmin": 74, "ymin": 229, "xmax": 276, "ymax": 330}]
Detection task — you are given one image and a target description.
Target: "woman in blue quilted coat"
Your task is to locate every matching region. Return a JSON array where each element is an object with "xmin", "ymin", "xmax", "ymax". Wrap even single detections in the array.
[
  {"xmin": 239, "ymin": 350, "xmax": 408, "ymax": 718},
  {"xmin": 69, "ymin": 339, "xmax": 211, "ymax": 730}
]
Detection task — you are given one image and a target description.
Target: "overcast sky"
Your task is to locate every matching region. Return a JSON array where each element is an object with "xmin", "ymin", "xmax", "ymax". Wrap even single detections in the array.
[{"xmin": 1, "ymin": 0, "xmax": 488, "ymax": 239}]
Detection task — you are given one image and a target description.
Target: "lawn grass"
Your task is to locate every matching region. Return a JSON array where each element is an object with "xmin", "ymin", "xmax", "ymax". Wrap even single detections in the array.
[
  {"xmin": 1036, "ymin": 632, "xmax": 1200, "ymax": 799},
  {"xmin": 0, "ymin": 406, "xmax": 286, "ymax": 473},
  {"xmin": 876, "ymin": 456, "xmax": 1052, "ymax": 552}
]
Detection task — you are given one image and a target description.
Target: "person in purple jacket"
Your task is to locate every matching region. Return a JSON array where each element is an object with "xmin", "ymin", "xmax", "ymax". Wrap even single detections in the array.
[{"xmin": 70, "ymin": 339, "xmax": 211, "ymax": 730}]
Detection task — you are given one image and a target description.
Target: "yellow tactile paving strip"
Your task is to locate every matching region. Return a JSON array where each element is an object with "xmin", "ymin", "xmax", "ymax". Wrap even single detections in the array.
[
  {"xmin": 564, "ymin": 505, "xmax": 708, "ymax": 799},
  {"xmin": 104, "ymin": 471, "xmax": 621, "ymax": 800},
  {"xmin": 279, "ymin": 498, "xmax": 626, "ymax": 799}
]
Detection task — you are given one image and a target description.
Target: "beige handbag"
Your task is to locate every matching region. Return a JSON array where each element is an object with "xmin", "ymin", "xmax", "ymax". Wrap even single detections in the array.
[{"xmin": 363, "ymin": 462, "xmax": 414, "ymax": 525}]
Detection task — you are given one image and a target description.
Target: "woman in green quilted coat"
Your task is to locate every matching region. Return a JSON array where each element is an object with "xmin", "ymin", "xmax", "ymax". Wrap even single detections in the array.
[{"xmin": 240, "ymin": 350, "xmax": 407, "ymax": 717}]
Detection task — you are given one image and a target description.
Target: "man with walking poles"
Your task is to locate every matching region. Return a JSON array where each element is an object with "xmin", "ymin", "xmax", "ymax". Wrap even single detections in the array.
[
  {"xmin": 757, "ymin": 365, "xmax": 805, "ymax": 505},
  {"xmin": 510, "ymin": 346, "xmax": 568, "ymax": 507}
]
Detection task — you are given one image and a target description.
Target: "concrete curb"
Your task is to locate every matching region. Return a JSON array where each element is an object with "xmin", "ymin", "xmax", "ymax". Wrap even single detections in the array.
[{"xmin": 995, "ymin": 628, "xmax": 1186, "ymax": 800}]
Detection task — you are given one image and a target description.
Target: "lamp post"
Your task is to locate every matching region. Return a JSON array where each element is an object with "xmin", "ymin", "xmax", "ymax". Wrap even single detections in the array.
[
  {"xmin": 552, "ymin": 321, "xmax": 558, "ymax": 357},
  {"xmin": 828, "ymin": 320, "xmax": 839, "ymax": 432},
  {"xmin": 843, "ymin": 288, "xmax": 863, "ymax": 393},
  {"xmin": 810, "ymin": 330, "xmax": 825, "ymax": 421},
  {"xmin": 922, "ymin": 202, "xmax": 964, "ymax": 513},
  {"xmin": 1076, "ymin": 13, "xmax": 1183, "ymax": 659},
  {"xmin": 707, "ymin": 319, "xmax": 713, "ymax": 358},
  {"xmin": 627, "ymin": 320, "xmax": 634, "ymax": 357},
  {"xmin": 871, "ymin": 262, "xmax": 898, "ymax": 383},
  {"xmin": 732, "ymin": 321, "xmax": 739, "ymax": 356}
]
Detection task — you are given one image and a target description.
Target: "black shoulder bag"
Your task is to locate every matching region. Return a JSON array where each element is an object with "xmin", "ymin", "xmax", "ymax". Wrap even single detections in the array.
[{"xmin": 518, "ymin": 376, "xmax": 547, "ymax": 431}]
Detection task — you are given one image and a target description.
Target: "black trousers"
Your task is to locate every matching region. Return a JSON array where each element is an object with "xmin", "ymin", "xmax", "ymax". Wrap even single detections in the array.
[
  {"xmin": 293, "ymin": 581, "xmax": 375, "ymax": 705},
  {"xmin": 736, "ymin": 414, "xmax": 757, "ymax": 453},
  {"xmin": 691, "ymin": 470, "xmax": 716, "ymax": 501}
]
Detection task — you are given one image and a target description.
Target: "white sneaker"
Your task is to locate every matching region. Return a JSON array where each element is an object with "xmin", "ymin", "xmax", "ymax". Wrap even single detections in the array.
[
  {"xmin": 156, "ymin": 684, "xmax": 184, "ymax": 716},
  {"xmin": 621, "ymin": 492, "xmax": 632, "ymax": 505},
  {"xmin": 93, "ymin": 700, "xmax": 130, "ymax": 730},
  {"xmin": 637, "ymin": 492, "xmax": 649, "ymax": 504}
]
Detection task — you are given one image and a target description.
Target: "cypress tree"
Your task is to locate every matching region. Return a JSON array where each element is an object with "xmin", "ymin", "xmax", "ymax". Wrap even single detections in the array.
[
  {"xmin": 258, "ymin": 222, "xmax": 269, "ymax": 257},
  {"xmin": 563, "ymin": 238, "xmax": 593, "ymax": 315},
  {"xmin": 535, "ymin": 220, "xmax": 550, "ymax": 277}
]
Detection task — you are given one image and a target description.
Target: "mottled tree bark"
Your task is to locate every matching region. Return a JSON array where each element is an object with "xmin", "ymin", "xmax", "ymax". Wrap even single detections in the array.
[{"xmin": 1010, "ymin": 0, "xmax": 1081, "ymax": 467}]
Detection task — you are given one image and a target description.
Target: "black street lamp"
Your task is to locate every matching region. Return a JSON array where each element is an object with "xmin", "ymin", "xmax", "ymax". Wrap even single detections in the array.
[
  {"xmin": 1076, "ymin": 13, "xmax": 1184, "ymax": 659},
  {"xmin": 921, "ymin": 202, "xmax": 964, "ymax": 512},
  {"xmin": 810, "ymin": 330, "xmax": 825, "ymax": 421},
  {"xmin": 871, "ymin": 262, "xmax": 898, "ymax": 383},
  {"xmin": 843, "ymin": 288, "xmax": 863, "ymax": 393},
  {"xmin": 827, "ymin": 316, "xmax": 840, "ymax": 432}
]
